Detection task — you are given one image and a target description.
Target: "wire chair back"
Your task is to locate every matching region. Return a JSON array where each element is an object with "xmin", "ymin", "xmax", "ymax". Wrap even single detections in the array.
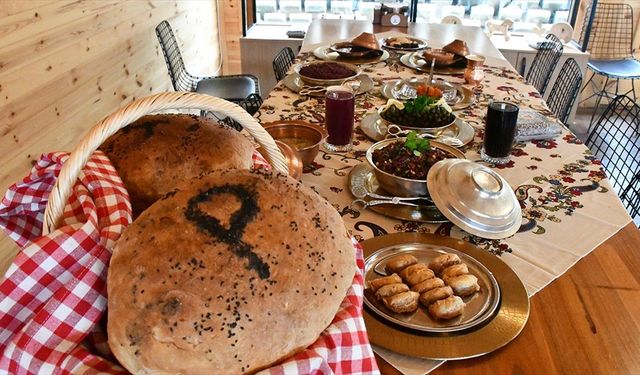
[
  {"xmin": 620, "ymin": 171, "xmax": 640, "ymax": 221},
  {"xmin": 585, "ymin": 95, "xmax": 640, "ymax": 206},
  {"xmin": 526, "ymin": 33, "xmax": 563, "ymax": 95},
  {"xmin": 219, "ymin": 94, "xmax": 264, "ymax": 131},
  {"xmin": 546, "ymin": 58, "xmax": 583, "ymax": 125},
  {"xmin": 578, "ymin": 3, "xmax": 634, "ymax": 60},
  {"xmin": 155, "ymin": 20, "xmax": 198, "ymax": 92},
  {"xmin": 273, "ymin": 47, "xmax": 296, "ymax": 82}
]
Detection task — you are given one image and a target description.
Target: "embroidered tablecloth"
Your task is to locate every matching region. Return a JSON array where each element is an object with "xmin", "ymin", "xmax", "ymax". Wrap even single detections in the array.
[{"xmin": 256, "ymin": 31, "xmax": 632, "ymax": 373}]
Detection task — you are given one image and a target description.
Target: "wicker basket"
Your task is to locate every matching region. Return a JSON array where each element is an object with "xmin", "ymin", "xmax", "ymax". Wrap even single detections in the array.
[{"xmin": 43, "ymin": 92, "xmax": 287, "ymax": 234}]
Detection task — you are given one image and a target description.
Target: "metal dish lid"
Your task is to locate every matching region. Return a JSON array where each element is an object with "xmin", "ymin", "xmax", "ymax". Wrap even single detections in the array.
[{"xmin": 427, "ymin": 159, "xmax": 522, "ymax": 239}]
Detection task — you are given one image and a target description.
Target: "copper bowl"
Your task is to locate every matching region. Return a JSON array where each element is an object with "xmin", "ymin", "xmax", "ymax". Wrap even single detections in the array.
[
  {"xmin": 257, "ymin": 140, "xmax": 303, "ymax": 180},
  {"xmin": 262, "ymin": 121, "xmax": 326, "ymax": 166}
]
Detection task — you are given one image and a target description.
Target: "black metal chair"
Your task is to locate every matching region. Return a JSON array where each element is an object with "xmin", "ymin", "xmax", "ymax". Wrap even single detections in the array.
[
  {"xmin": 273, "ymin": 47, "xmax": 296, "ymax": 82},
  {"xmin": 155, "ymin": 20, "xmax": 260, "ymax": 102},
  {"xmin": 546, "ymin": 58, "xmax": 583, "ymax": 126},
  {"xmin": 525, "ymin": 33, "xmax": 564, "ymax": 96},
  {"xmin": 585, "ymin": 95, "xmax": 640, "ymax": 219},
  {"xmin": 216, "ymin": 93, "xmax": 264, "ymax": 131},
  {"xmin": 576, "ymin": 3, "xmax": 640, "ymax": 130},
  {"xmin": 620, "ymin": 170, "xmax": 640, "ymax": 223}
]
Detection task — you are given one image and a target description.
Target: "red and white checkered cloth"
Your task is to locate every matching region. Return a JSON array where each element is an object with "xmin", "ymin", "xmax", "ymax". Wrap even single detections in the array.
[{"xmin": 0, "ymin": 151, "xmax": 378, "ymax": 374}]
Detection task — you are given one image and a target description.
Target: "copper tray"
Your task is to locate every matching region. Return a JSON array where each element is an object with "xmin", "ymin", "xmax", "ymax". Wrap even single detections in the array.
[{"xmin": 361, "ymin": 233, "xmax": 530, "ymax": 360}]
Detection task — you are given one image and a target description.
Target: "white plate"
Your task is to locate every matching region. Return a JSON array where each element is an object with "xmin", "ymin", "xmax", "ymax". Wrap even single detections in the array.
[
  {"xmin": 314, "ymin": 46, "xmax": 390, "ymax": 64},
  {"xmin": 359, "ymin": 113, "xmax": 475, "ymax": 146}
]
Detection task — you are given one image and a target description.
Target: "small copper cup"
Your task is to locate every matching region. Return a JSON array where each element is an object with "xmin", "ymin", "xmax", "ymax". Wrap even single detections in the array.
[{"xmin": 464, "ymin": 54, "xmax": 486, "ymax": 86}]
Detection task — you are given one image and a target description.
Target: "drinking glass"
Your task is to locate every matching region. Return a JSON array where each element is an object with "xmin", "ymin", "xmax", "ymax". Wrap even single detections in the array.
[
  {"xmin": 481, "ymin": 101, "xmax": 519, "ymax": 165},
  {"xmin": 323, "ymin": 86, "xmax": 355, "ymax": 152}
]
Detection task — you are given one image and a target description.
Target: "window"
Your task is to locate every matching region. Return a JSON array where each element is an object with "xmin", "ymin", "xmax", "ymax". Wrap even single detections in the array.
[
  {"xmin": 246, "ymin": 0, "xmax": 572, "ymax": 33},
  {"xmin": 415, "ymin": 0, "xmax": 570, "ymax": 31}
]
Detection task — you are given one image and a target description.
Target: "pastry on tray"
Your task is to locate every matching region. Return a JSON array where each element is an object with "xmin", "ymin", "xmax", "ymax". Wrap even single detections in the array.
[
  {"xmin": 411, "ymin": 277, "xmax": 445, "ymax": 294},
  {"xmin": 107, "ymin": 169, "xmax": 356, "ymax": 374},
  {"xmin": 100, "ymin": 114, "xmax": 254, "ymax": 217},
  {"xmin": 385, "ymin": 254, "xmax": 418, "ymax": 274},
  {"xmin": 447, "ymin": 274, "xmax": 481, "ymax": 297},
  {"xmin": 428, "ymin": 295, "xmax": 466, "ymax": 320},
  {"xmin": 383, "ymin": 291, "xmax": 420, "ymax": 313},
  {"xmin": 429, "ymin": 253, "xmax": 462, "ymax": 275},
  {"xmin": 369, "ymin": 273, "xmax": 403, "ymax": 292},
  {"xmin": 375, "ymin": 283, "xmax": 410, "ymax": 300},
  {"xmin": 419, "ymin": 285, "xmax": 454, "ymax": 306}
]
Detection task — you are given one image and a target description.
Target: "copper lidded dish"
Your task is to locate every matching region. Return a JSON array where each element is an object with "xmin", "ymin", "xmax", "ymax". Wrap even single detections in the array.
[{"xmin": 262, "ymin": 121, "xmax": 326, "ymax": 166}]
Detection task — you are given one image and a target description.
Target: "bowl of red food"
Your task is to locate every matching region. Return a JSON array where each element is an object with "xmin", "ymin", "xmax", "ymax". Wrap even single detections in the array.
[
  {"xmin": 366, "ymin": 132, "xmax": 465, "ymax": 197},
  {"xmin": 295, "ymin": 61, "xmax": 361, "ymax": 86}
]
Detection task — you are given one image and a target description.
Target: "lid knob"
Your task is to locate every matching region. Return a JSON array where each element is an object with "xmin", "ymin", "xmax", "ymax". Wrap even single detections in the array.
[{"xmin": 471, "ymin": 168, "xmax": 502, "ymax": 194}]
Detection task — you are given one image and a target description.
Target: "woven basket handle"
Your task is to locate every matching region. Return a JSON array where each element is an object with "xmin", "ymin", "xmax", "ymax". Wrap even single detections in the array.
[{"xmin": 43, "ymin": 92, "xmax": 287, "ymax": 234}]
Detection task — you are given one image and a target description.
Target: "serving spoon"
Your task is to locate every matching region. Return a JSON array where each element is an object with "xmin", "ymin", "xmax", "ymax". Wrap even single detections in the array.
[{"xmin": 386, "ymin": 124, "xmax": 464, "ymax": 147}]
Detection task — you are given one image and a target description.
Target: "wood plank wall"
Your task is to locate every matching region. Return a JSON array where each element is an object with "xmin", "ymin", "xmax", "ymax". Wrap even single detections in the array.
[
  {"xmin": 220, "ymin": 0, "xmax": 243, "ymax": 74},
  {"xmin": 0, "ymin": 0, "xmax": 221, "ymax": 274}
]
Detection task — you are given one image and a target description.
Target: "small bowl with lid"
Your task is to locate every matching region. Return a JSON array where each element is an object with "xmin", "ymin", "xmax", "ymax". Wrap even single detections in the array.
[{"xmin": 427, "ymin": 159, "xmax": 522, "ymax": 239}]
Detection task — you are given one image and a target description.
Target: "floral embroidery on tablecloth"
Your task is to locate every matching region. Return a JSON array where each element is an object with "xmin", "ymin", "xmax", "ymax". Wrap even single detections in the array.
[{"xmin": 257, "ymin": 49, "xmax": 615, "ymax": 258}]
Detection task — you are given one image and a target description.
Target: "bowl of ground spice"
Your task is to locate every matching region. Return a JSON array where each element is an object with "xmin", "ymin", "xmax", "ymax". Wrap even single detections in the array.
[{"xmin": 295, "ymin": 61, "xmax": 361, "ymax": 86}]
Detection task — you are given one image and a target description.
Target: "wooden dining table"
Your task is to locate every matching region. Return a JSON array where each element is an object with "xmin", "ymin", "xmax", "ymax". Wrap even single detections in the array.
[{"xmin": 266, "ymin": 19, "xmax": 640, "ymax": 375}]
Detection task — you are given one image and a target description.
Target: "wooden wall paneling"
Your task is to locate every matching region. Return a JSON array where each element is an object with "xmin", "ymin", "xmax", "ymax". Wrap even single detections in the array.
[
  {"xmin": 220, "ymin": 0, "xmax": 243, "ymax": 74},
  {"xmin": 0, "ymin": 0, "xmax": 222, "ymax": 275}
]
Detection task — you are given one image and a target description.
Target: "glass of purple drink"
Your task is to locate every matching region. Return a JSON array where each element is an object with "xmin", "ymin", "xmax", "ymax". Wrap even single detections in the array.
[
  {"xmin": 481, "ymin": 101, "xmax": 519, "ymax": 165},
  {"xmin": 323, "ymin": 86, "xmax": 355, "ymax": 152}
]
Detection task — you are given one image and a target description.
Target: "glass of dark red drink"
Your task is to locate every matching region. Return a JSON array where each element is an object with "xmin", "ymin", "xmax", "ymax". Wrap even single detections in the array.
[
  {"xmin": 323, "ymin": 86, "xmax": 355, "ymax": 152},
  {"xmin": 481, "ymin": 101, "xmax": 519, "ymax": 164}
]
